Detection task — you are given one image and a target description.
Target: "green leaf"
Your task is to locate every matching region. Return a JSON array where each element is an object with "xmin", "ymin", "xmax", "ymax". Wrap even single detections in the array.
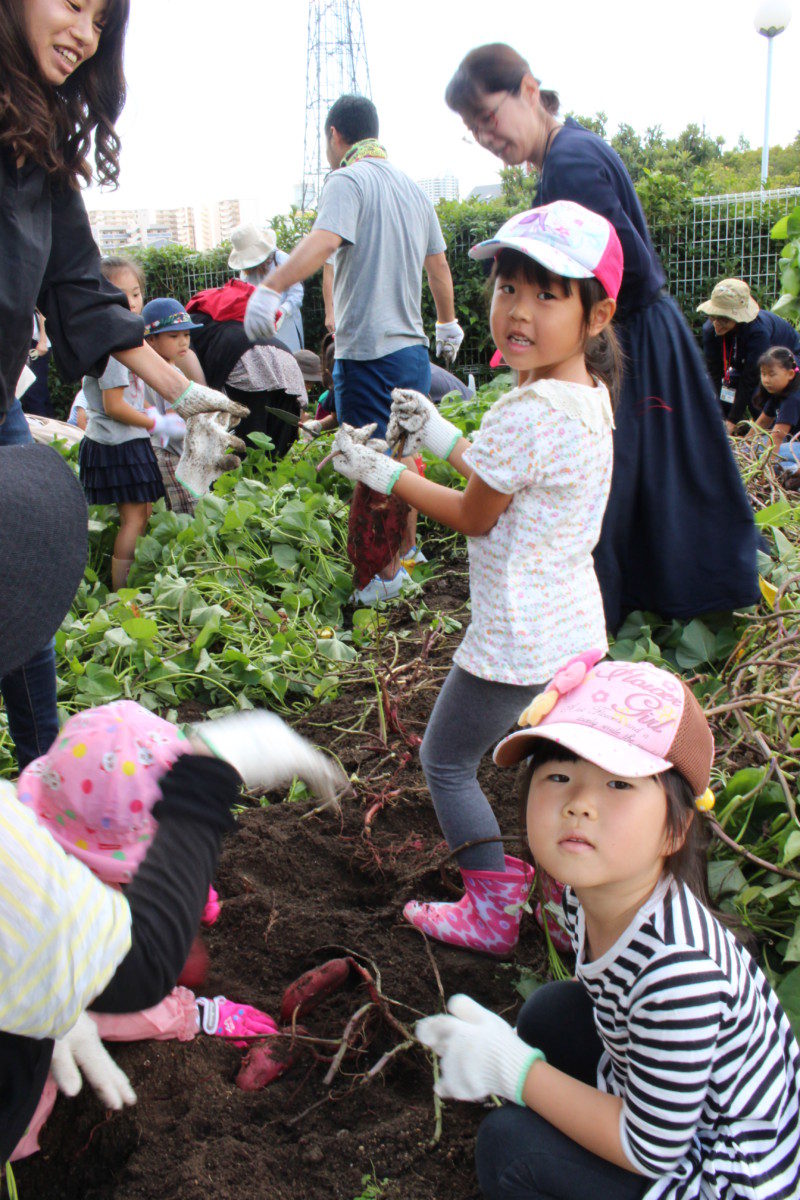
[
  {"xmin": 707, "ymin": 860, "xmax": 747, "ymax": 901},
  {"xmin": 272, "ymin": 543, "xmax": 299, "ymax": 569},
  {"xmin": 779, "ymin": 265, "xmax": 800, "ymax": 297},
  {"xmin": 676, "ymin": 619, "xmax": 716, "ymax": 667},
  {"xmin": 777, "ymin": 966, "xmax": 800, "ymax": 1038},
  {"xmin": 122, "ymin": 617, "xmax": 158, "ymax": 641},
  {"xmin": 770, "ymin": 214, "xmax": 789, "ymax": 240},
  {"xmin": 782, "ymin": 831, "xmax": 800, "ymax": 866},
  {"xmin": 783, "ymin": 915, "xmax": 800, "ymax": 965},
  {"xmin": 316, "ymin": 637, "xmax": 357, "ymax": 662},
  {"xmin": 772, "ymin": 293, "xmax": 800, "ymax": 319},
  {"xmin": 755, "ymin": 501, "xmax": 793, "ymax": 528}
]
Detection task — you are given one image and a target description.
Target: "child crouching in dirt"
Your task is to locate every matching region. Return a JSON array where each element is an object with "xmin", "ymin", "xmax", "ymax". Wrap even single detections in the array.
[
  {"xmin": 329, "ymin": 201, "xmax": 622, "ymax": 956},
  {"xmin": 12, "ymin": 700, "xmax": 345, "ymax": 1161},
  {"xmin": 417, "ymin": 656, "xmax": 800, "ymax": 1200}
]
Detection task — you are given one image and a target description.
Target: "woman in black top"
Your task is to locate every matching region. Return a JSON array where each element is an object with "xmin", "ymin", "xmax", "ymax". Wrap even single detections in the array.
[
  {"xmin": 445, "ymin": 44, "xmax": 760, "ymax": 630},
  {"xmin": 0, "ymin": 0, "xmax": 229, "ymax": 770}
]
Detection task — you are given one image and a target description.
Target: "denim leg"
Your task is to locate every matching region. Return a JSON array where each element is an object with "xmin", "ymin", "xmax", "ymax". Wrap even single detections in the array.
[
  {"xmin": 0, "ymin": 640, "xmax": 59, "ymax": 770},
  {"xmin": 0, "ymin": 398, "xmax": 35, "ymax": 447}
]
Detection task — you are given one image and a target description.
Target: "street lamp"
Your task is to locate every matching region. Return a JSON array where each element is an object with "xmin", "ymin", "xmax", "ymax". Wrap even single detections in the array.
[{"xmin": 754, "ymin": 1, "xmax": 792, "ymax": 189}]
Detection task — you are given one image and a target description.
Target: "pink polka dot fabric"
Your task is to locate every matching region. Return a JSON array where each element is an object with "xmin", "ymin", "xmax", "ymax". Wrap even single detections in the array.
[{"xmin": 18, "ymin": 701, "xmax": 189, "ymax": 884}]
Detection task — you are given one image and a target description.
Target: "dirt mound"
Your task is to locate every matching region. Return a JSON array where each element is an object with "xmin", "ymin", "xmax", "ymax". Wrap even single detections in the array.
[{"xmin": 17, "ymin": 570, "xmax": 548, "ymax": 1200}]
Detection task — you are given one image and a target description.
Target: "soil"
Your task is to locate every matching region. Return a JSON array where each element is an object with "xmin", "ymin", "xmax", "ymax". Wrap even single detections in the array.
[{"xmin": 17, "ymin": 562, "xmax": 549, "ymax": 1200}]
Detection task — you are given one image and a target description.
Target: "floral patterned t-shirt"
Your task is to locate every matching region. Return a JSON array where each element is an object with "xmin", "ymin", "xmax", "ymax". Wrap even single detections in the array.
[{"xmin": 453, "ymin": 378, "xmax": 613, "ymax": 685}]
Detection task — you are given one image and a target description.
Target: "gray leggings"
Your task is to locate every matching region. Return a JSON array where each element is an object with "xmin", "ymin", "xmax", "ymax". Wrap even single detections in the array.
[{"xmin": 419, "ymin": 665, "xmax": 544, "ymax": 873}]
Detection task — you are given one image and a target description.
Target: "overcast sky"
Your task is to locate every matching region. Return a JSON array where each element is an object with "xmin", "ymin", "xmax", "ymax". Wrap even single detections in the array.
[{"xmin": 86, "ymin": 0, "xmax": 800, "ymax": 217}]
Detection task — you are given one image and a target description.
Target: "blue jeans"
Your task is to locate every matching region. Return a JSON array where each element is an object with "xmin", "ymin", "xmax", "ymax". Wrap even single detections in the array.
[
  {"xmin": 333, "ymin": 345, "xmax": 431, "ymax": 439},
  {"xmin": 777, "ymin": 440, "xmax": 800, "ymax": 469},
  {"xmin": 0, "ymin": 399, "xmax": 59, "ymax": 769}
]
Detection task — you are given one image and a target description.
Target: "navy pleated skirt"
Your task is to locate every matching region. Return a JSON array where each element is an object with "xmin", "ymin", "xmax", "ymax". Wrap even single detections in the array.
[
  {"xmin": 79, "ymin": 435, "xmax": 165, "ymax": 506},
  {"xmin": 594, "ymin": 293, "xmax": 761, "ymax": 630}
]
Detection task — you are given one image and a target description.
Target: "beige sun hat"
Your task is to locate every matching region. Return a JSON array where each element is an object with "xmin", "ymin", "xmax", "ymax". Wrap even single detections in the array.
[
  {"xmin": 227, "ymin": 223, "xmax": 277, "ymax": 271},
  {"xmin": 697, "ymin": 278, "xmax": 759, "ymax": 323}
]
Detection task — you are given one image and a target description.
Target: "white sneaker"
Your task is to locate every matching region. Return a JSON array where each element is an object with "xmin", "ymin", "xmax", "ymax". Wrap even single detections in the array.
[
  {"xmin": 401, "ymin": 545, "xmax": 428, "ymax": 569},
  {"xmin": 352, "ymin": 566, "xmax": 412, "ymax": 606}
]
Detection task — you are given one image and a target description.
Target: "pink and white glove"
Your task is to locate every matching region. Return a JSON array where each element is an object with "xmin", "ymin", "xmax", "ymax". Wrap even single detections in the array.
[
  {"xmin": 200, "ymin": 884, "xmax": 221, "ymax": 926},
  {"xmin": 148, "ymin": 408, "xmax": 186, "ymax": 448},
  {"xmin": 195, "ymin": 995, "xmax": 278, "ymax": 1046}
]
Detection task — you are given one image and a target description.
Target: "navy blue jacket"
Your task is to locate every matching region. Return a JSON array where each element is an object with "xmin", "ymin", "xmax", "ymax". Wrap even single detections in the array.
[{"xmin": 702, "ymin": 311, "xmax": 800, "ymax": 424}]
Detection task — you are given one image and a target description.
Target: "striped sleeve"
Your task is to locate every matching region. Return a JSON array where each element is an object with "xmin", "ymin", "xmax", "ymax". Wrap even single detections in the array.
[
  {"xmin": 619, "ymin": 950, "xmax": 728, "ymax": 1175},
  {"xmin": 0, "ymin": 783, "xmax": 132, "ymax": 1039}
]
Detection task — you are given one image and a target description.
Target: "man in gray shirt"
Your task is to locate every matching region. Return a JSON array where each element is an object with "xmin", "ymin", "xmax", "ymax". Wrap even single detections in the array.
[{"xmin": 244, "ymin": 95, "xmax": 463, "ymax": 603}]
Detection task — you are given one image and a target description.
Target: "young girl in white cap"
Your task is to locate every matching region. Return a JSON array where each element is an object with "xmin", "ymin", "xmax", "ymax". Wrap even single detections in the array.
[
  {"xmin": 329, "ymin": 200, "xmax": 623, "ymax": 956},
  {"xmin": 417, "ymin": 655, "xmax": 800, "ymax": 1200}
]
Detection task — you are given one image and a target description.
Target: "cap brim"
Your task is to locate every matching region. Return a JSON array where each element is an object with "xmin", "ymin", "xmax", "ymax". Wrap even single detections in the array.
[
  {"xmin": 493, "ymin": 721, "xmax": 673, "ymax": 778},
  {"xmin": 469, "ymin": 236, "xmax": 594, "ymax": 281}
]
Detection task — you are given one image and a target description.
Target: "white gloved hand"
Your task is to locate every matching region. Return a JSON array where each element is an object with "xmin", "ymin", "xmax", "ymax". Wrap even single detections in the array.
[
  {"xmin": 175, "ymin": 412, "xmax": 248, "ymax": 497},
  {"xmin": 148, "ymin": 408, "xmax": 186, "ymax": 448},
  {"xmin": 434, "ymin": 320, "xmax": 465, "ymax": 365},
  {"xmin": 299, "ymin": 418, "xmax": 324, "ymax": 444},
  {"xmin": 329, "ymin": 423, "xmax": 406, "ymax": 495},
  {"xmin": 51, "ymin": 1014, "xmax": 137, "ymax": 1109},
  {"xmin": 415, "ymin": 994, "xmax": 545, "ymax": 1105},
  {"xmin": 191, "ymin": 710, "xmax": 348, "ymax": 804},
  {"xmin": 387, "ymin": 388, "xmax": 461, "ymax": 460},
  {"xmin": 244, "ymin": 285, "xmax": 283, "ymax": 341},
  {"xmin": 172, "ymin": 382, "xmax": 249, "ymax": 425}
]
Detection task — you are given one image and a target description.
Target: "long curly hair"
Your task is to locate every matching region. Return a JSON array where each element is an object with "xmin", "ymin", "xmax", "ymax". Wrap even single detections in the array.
[{"xmin": 0, "ymin": 0, "xmax": 130, "ymax": 187}]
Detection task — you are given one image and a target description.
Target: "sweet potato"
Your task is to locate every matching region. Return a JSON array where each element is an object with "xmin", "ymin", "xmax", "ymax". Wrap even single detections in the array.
[
  {"xmin": 280, "ymin": 956, "xmax": 352, "ymax": 1024},
  {"xmin": 235, "ymin": 1035, "xmax": 300, "ymax": 1091},
  {"xmin": 176, "ymin": 935, "xmax": 209, "ymax": 989}
]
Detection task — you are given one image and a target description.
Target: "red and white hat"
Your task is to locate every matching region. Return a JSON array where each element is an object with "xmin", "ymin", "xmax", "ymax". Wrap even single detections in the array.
[
  {"xmin": 493, "ymin": 651, "xmax": 714, "ymax": 805},
  {"xmin": 470, "ymin": 200, "xmax": 624, "ymax": 301}
]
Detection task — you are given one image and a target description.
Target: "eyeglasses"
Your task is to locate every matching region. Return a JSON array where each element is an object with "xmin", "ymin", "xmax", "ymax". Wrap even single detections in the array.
[{"xmin": 464, "ymin": 92, "xmax": 512, "ymax": 140}]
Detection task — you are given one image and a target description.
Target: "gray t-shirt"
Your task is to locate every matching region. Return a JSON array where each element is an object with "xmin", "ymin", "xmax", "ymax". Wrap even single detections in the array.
[
  {"xmin": 82, "ymin": 359, "xmax": 150, "ymax": 445},
  {"xmin": 313, "ymin": 159, "xmax": 446, "ymax": 361}
]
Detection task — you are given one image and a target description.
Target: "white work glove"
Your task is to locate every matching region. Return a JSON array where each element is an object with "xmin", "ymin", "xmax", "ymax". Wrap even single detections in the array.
[
  {"xmin": 416, "ymin": 995, "xmax": 545, "ymax": 1105},
  {"xmin": 191, "ymin": 710, "xmax": 347, "ymax": 804},
  {"xmin": 51, "ymin": 1014, "xmax": 137, "ymax": 1109},
  {"xmin": 329, "ymin": 423, "xmax": 406, "ymax": 495},
  {"xmin": 176, "ymin": 412, "xmax": 248, "ymax": 497},
  {"xmin": 387, "ymin": 388, "xmax": 461, "ymax": 459},
  {"xmin": 148, "ymin": 408, "xmax": 186, "ymax": 449},
  {"xmin": 172, "ymin": 382, "xmax": 249, "ymax": 425},
  {"xmin": 299, "ymin": 418, "xmax": 324, "ymax": 443},
  {"xmin": 434, "ymin": 320, "xmax": 464, "ymax": 365},
  {"xmin": 244, "ymin": 285, "xmax": 283, "ymax": 341}
]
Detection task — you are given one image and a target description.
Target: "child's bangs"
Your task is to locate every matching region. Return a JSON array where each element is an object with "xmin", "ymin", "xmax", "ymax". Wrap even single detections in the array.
[{"xmin": 492, "ymin": 248, "xmax": 572, "ymax": 294}]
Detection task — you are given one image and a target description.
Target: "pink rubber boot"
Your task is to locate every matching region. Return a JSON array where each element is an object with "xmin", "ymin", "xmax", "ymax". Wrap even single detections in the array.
[
  {"xmin": 534, "ymin": 870, "xmax": 571, "ymax": 953},
  {"xmin": 403, "ymin": 855, "xmax": 534, "ymax": 956}
]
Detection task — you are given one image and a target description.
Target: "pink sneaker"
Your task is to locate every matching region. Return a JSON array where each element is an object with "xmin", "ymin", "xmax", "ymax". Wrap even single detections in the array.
[{"xmin": 403, "ymin": 855, "xmax": 534, "ymax": 957}]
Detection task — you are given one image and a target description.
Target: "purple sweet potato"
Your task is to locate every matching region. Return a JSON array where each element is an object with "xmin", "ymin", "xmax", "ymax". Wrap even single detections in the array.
[
  {"xmin": 235, "ymin": 1035, "xmax": 300, "ymax": 1091},
  {"xmin": 280, "ymin": 957, "xmax": 352, "ymax": 1024}
]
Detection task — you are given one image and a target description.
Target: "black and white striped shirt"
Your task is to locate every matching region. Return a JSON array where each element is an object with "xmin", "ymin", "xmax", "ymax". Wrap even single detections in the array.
[{"xmin": 563, "ymin": 876, "xmax": 800, "ymax": 1199}]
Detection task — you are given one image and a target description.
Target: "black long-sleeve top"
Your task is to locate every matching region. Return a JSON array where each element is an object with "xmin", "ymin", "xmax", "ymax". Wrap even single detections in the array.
[
  {"xmin": 0, "ymin": 754, "xmax": 239, "ymax": 1162},
  {"xmin": 0, "ymin": 147, "xmax": 144, "ymax": 415}
]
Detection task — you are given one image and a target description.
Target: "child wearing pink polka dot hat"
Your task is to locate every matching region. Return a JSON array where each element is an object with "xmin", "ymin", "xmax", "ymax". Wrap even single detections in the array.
[
  {"xmin": 19, "ymin": 700, "xmax": 189, "ymax": 885},
  {"xmin": 12, "ymin": 700, "xmax": 280, "ymax": 1162}
]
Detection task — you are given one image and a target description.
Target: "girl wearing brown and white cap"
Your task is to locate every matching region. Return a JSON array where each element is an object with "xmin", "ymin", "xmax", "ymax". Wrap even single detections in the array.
[{"xmin": 698, "ymin": 278, "xmax": 800, "ymax": 431}]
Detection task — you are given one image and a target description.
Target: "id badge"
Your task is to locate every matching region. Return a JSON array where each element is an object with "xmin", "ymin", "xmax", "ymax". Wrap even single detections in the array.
[{"xmin": 720, "ymin": 386, "xmax": 736, "ymax": 407}]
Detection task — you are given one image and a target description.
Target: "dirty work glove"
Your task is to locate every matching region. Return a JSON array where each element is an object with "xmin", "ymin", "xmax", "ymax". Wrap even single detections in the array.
[
  {"xmin": 196, "ymin": 995, "xmax": 278, "ymax": 1045},
  {"xmin": 176, "ymin": 412, "xmax": 248, "ymax": 497},
  {"xmin": 148, "ymin": 408, "xmax": 186, "ymax": 448},
  {"xmin": 244, "ymin": 285, "xmax": 283, "ymax": 341},
  {"xmin": 51, "ymin": 1014, "xmax": 137, "ymax": 1109},
  {"xmin": 172, "ymin": 382, "xmax": 249, "ymax": 426},
  {"xmin": 434, "ymin": 320, "xmax": 464, "ymax": 365},
  {"xmin": 191, "ymin": 710, "xmax": 347, "ymax": 804},
  {"xmin": 387, "ymin": 388, "xmax": 461, "ymax": 460},
  {"xmin": 330, "ymin": 423, "xmax": 406, "ymax": 495},
  {"xmin": 415, "ymin": 994, "xmax": 545, "ymax": 1105},
  {"xmin": 299, "ymin": 418, "xmax": 324, "ymax": 443}
]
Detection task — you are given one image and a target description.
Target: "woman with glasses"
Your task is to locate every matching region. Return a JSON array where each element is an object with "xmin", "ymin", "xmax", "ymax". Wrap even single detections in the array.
[{"xmin": 446, "ymin": 43, "xmax": 760, "ymax": 631}]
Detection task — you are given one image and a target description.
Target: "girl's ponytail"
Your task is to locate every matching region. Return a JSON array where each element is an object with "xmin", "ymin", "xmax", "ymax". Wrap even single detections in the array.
[{"xmin": 584, "ymin": 325, "xmax": 623, "ymax": 408}]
